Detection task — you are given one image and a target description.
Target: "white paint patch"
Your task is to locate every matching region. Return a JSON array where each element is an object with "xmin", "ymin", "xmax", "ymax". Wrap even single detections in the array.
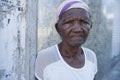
[{"xmin": 0, "ymin": 0, "xmax": 26, "ymax": 79}]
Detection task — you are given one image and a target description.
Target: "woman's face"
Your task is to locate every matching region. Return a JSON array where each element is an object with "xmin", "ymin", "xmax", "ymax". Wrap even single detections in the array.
[{"xmin": 57, "ymin": 8, "xmax": 91, "ymax": 47}]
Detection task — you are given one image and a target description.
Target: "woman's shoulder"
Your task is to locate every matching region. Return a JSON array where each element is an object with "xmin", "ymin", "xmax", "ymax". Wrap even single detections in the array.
[{"xmin": 82, "ymin": 47, "xmax": 97, "ymax": 64}]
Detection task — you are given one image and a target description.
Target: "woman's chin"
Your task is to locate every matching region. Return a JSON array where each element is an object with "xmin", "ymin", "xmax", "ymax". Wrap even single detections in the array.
[{"xmin": 69, "ymin": 41, "xmax": 85, "ymax": 47}]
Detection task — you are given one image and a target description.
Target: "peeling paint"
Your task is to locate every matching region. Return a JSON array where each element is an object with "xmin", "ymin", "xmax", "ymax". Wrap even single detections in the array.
[
  {"xmin": 0, "ymin": 0, "xmax": 15, "ymax": 30},
  {"xmin": 8, "ymin": 18, "xmax": 10, "ymax": 24},
  {"xmin": 0, "ymin": 0, "xmax": 27, "ymax": 80},
  {"xmin": 0, "ymin": 0, "xmax": 38, "ymax": 80},
  {"xmin": 0, "ymin": 0, "xmax": 16, "ymax": 12},
  {"xmin": 0, "ymin": 16, "xmax": 4, "ymax": 29},
  {"xmin": 5, "ymin": 73, "xmax": 11, "ymax": 78}
]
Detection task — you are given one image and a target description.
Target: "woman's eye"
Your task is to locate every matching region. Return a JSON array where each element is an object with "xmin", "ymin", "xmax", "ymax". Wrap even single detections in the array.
[
  {"xmin": 84, "ymin": 21, "xmax": 89, "ymax": 24},
  {"xmin": 64, "ymin": 21, "xmax": 73, "ymax": 25},
  {"xmin": 81, "ymin": 20, "xmax": 90, "ymax": 25}
]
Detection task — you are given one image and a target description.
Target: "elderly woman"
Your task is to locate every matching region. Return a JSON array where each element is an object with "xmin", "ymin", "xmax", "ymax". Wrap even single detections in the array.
[{"xmin": 35, "ymin": 0, "xmax": 98, "ymax": 80}]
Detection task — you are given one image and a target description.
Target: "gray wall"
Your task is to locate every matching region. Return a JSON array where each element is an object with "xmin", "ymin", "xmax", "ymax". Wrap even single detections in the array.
[{"xmin": 0, "ymin": 0, "xmax": 38, "ymax": 80}]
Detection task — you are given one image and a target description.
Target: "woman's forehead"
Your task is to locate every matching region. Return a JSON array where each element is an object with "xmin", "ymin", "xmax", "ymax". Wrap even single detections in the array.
[{"xmin": 61, "ymin": 8, "xmax": 90, "ymax": 21}]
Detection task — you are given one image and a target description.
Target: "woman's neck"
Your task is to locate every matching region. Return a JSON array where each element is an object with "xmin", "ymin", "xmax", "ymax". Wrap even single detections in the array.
[{"xmin": 58, "ymin": 42, "xmax": 83, "ymax": 58}]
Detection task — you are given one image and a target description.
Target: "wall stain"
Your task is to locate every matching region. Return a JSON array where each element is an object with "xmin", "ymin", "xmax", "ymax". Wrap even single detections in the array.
[
  {"xmin": 0, "ymin": 0, "xmax": 14, "ymax": 29},
  {"xmin": 8, "ymin": 18, "xmax": 10, "ymax": 24},
  {"xmin": 5, "ymin": 73, "xmax": 11, "ymax": 78},
  {"xmin": 0, "ymin": 69, "xmax": 5, "ymax": 79},
  {"xmin": 0, "ymin": 13, "xmax": 6, "ymax": 29},
  {"xmin": 0, "ymin": 0, "xmax": 15, "ymax": 12}
]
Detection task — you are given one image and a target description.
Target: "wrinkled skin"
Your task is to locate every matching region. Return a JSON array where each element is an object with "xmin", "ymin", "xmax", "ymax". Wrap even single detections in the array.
[{"xmin": 56, "ymin": 8, "xmax": 91, "ymax": 48}]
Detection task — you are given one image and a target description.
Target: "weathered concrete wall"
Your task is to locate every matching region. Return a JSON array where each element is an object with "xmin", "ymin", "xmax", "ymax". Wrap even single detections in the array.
[
  {"xmin": 0, "ymin": 0, "xmax": 26, "ymax": 80},
  {"xmin": 102, "ymin": 0, "xmax": 120, "ymax": 80},
  {"xmin": 0, "ymin": 0, "xmax": 38, "ymax": 80},
  {"xmin": 38, "ymin": 0, "xmax": 63, "ymax": 50},
  {"xmin": 26, "ymin": 0, "xmax": 38, "ymax": 80},
  {"xmin": 112, "ymin": 0, "xmax": 120, "ymax": 57}
]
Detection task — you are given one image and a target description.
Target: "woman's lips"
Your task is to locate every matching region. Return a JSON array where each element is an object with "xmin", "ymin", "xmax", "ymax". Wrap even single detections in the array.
[{"xmin": 70, "ymin": 35, "xmax": 83, "ymax": 41}]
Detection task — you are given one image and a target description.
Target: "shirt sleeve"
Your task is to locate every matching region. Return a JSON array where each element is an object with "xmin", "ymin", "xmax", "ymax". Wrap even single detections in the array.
[
  {"xmin": 85, "ymin": 47, "xmax": 98, "ymax": 75},
  {"xmin": 35, "ymin": 72, "xmax": 42, "ymax": 80},
  {"xmin": 43, "ymin": 68, "xmax": 49, "ymax": 80}
]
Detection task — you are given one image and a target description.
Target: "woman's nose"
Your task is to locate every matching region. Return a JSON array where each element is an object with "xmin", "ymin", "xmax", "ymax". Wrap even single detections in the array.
[{"xmin": 73, "ymin": 21, "xmax": 83, "ymax": 31}]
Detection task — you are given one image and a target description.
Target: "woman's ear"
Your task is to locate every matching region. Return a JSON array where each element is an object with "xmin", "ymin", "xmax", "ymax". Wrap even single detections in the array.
[
  {"xmin": 90, "ymin": 21, "xmax": 92, "ymax": 28},
  {"xmin": 55, "ymin": 22, "xmax": 63, "ymax": 38},
  {"xmin": 90, "ymin": 23, "xmax": 92, "ymax": 28},
  {"xmin": 55, "ymin": 23, "xmax": 61, "ymax": 34},
  {"xmin": 55, "ymin": 23, "xmax": 58, "ymax": 29}
]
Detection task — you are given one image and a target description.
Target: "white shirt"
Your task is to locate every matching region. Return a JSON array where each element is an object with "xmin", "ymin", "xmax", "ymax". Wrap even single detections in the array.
[{"xmin": 35, "ymin": 44, "xmax": 97, "ymax": 80}]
